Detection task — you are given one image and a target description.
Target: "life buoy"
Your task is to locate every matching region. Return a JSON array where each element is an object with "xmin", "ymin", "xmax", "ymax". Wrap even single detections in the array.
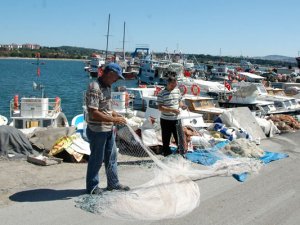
[
  {"xmin": 178, "ymin": 84, "xmax": 188, "ymax": 95},
  {"xmin": 13, "ymin": 95, "xmax": 19, "ymax": 111},
  {"xmin": 224, "ymin": 81, "xmax": 231, "ymax": 91},
  {"xmin": 191, "ymin": 84, "xmax": 200, "ymax": 96},
  {"xmin": 154, "ymin": 86, "xmax": 162, "ymax": 96}
]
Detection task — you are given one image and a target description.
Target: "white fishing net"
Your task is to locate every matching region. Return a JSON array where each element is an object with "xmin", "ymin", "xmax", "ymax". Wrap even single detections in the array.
[{"xmin": 76, "ymin": 124, "xmax": 262, "ymax": 220}]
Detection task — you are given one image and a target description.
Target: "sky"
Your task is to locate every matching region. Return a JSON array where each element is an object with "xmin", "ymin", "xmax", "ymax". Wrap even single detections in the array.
[{"xmin": 1, "ymin": 0, "xmax": 299, "ymax": 57}]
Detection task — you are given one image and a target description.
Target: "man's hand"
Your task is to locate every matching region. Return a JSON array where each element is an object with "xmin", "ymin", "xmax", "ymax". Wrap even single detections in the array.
[
  {"xmin": 181, "ymin": 105, "xmax": 188, "ymax": 110},
  {"xmin": 113, "ymin": 116, "xmax": 127, "ymax": 125},
  {"xmin": 172, "ymin": 109, "xmax": 180, "ymax": 115}
]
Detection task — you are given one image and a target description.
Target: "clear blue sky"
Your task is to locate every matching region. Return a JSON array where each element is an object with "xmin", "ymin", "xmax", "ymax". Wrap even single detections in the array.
[{"xmin": 1, "ymin": 0, "xmax": 299, "ymax": 57}]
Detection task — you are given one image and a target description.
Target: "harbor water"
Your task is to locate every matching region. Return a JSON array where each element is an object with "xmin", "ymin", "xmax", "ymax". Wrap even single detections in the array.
[{"xmin": 0, "ymin": 58, "xmax": 138, "ymax": 123}]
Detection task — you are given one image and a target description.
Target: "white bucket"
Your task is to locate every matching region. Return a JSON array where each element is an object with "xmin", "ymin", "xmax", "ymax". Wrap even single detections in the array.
[
  {"xmin": 111, "ymin": 92, "xmax": 126, "ymax": 113},
  {"xmin": 190, "ymin": 136, "xmax": 210, "ymax": 147}
]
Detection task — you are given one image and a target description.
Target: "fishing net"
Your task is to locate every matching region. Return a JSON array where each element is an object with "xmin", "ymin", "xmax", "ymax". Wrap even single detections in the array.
[{"xmin": 76, "ymin": 124, "xmax": 262, "ymax": 220}]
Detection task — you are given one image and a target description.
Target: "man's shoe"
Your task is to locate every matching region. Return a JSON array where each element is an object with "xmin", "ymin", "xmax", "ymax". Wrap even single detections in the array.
[
  {"xmin": 89, "ymin": 187, "xmax": 103, "ymax": 195},
  {"xmin": 106, "ymin": 184, "xmax": 130, "ymax": 191}
]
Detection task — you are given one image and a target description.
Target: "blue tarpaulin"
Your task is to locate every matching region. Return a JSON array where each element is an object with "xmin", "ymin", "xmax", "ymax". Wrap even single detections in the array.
[{"xmin": 185, "ymin": 142, "xmax": 289, "ymax": 182}]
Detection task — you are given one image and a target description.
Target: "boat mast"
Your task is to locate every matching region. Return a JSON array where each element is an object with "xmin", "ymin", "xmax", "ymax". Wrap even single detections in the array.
[
  {"xmin": 105, "ymin": 13, "xmax": 110, "ymax": 61},
  {"xmin": 123, "ymin": 21, "xmax": 126, "ymax": 61},
  {"xmin": 122, "ymin": 21, "xmax": 126, "ymax": 67},
  {"xmin": 35, "ymin": 52, "xmax": 45, "ymax": 98}
]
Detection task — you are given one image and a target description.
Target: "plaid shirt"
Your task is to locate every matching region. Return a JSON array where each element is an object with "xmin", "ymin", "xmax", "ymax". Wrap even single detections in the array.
[{"xmin": 85, "ymin": 79, "xmax": 113, "ymax": 132}]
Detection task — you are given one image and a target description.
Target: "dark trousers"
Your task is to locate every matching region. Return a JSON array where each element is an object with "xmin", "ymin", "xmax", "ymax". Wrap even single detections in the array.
[{"xmin": 160, "ymin": 118, "xmax": 179, "ymax": 156}]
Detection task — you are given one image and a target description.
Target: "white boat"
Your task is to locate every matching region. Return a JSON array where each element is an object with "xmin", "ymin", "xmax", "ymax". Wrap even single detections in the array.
[
  {"xmin": 9, "ymin": 54, "xmax": 69, "ymax": 129},
  {"xmin": 9, "ymin": 95, "xmax": 69, "ymax": 129},
  {"xmin": 138, "ymin": 55, "xmax": 182, "ymax": 85},
  {"xmin": 138, "ymin": 95, "xmax": 207, "ymax": 128},
  {"xmin": 89, "ymin": 53, "xmax": 105, "ymax": 77},
  {"xmin": 177, "ymin": 77, "xmax": 229, "ymax": 97},
  {"xmin": 240, "ymin": 60, "xmax": 254, "ymax": 72},
  {"xmin": 220, "ymin": 81, "xmax": 300, "ymax": 114},
  {"xmin": 183, "ymin": 95, "xmax": 226, "ymax": 122},
  {"xmin": 0, "ymin": 115, "xmax": 8, "ymax": 126},
  {"xmin": 211, "ymin": 63, "xmax": 232, "ymax": 80}
]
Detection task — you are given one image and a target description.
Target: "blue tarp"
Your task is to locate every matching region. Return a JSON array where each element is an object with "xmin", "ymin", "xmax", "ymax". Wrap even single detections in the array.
[{"xmin": 185, "ymin": 142, "xmax": 289, "ymax": 182}]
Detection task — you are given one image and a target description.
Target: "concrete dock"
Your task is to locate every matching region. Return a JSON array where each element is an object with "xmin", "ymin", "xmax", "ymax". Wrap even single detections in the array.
[{"xmin": 0, "ymin": 131, "xmax": 299, "ymax": 225}]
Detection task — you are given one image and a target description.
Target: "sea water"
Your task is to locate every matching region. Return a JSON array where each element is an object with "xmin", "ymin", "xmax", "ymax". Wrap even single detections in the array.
[{"xmin": 0, "ymin": 58, "xmax": 138, "ymax": 123}]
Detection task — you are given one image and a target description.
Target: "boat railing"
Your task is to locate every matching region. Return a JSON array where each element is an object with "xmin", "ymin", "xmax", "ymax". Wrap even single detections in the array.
[{"xmin": 10, "ymin": 97, "xmax": 62, "ymax": 118}]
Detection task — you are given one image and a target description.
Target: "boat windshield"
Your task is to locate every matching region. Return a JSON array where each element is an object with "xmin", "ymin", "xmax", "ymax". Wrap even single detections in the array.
[
  {"xmin": 284, "ymin": 100, "xmax": 292, "ymax": 108},
  {"xmin": 255, "ymin": 84, "xmax": 268, "ymax": 94},
  {"xmin": 291, "ymin": 99, "xmax": 298, "ymax": 106}
]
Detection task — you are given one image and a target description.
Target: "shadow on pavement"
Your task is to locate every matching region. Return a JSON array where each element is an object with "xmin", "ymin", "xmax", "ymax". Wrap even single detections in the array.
[{"xmin": 9, "ymin": 188, "xmax": 86, "ymax": 202}]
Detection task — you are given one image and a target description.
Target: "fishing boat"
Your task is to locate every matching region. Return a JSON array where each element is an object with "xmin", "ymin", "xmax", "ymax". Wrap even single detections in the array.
[
  {"xmin": 219, "ymin": 80, "xmax": 300, "ymax": 115},
  {"xmin": 9, "ymin": 95, "xmax": 69, "ymax": 129},
  {"xmin": 177, "ymin": 76, "xmax": 229, "ymax": 97},
  {"xmin": 137, "ymin": 56, "xmax": 180, "ymax": 85},
  {"xmin": 9, "ymin": 53, "xmax": 69, "ymax": 129},
  {"xmin": 183, "ymin": 95, "xmax": 225, "ymax": 122},
  {"xmin": 89, "ymin": 53, "xmax": 105, "ymax": 77}
]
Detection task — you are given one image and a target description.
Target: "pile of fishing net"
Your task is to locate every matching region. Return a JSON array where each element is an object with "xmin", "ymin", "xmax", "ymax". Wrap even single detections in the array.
[
  {"xmin": 75, "ymin": 125, "xmax": 262, "ymax": 220},
  {"xmin": 268, "ymin": 114, "xmax": 300, "ymax": 132}
]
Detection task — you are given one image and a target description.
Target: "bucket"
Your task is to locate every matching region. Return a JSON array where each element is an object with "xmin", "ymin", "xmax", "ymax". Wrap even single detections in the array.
[{"xmin": 190, "ymin": 136, "xmax": 210, "ymax": 147}]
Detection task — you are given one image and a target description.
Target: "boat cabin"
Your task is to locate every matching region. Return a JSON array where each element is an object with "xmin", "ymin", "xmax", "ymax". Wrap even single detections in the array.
[
  {"xmin": 10, "ymin": 97, "xmax": 69, "ymax": 129},
  {"xmin": 184, "ymin": 95, "xmax": 225, "ymax": 122}
]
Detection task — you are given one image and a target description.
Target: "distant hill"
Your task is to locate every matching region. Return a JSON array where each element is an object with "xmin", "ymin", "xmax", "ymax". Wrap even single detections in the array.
[{"xmin": 254, "ymin": 55, "xmax": 297, "ymax": 63}]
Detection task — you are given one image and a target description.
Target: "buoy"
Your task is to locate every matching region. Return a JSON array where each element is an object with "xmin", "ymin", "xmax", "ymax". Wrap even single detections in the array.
[
  {"xmin": 191, "ymin": 84, "xmax": 200, "ymax": 96},
  {"xmin": 178, "ymin": 84, "xmax": 188, "ymax": 95}
]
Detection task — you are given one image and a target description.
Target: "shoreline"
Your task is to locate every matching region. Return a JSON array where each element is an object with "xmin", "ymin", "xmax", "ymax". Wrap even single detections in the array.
[{"xmin": 0, "ymin": 57, "xmax": 85, "ymax": 62}]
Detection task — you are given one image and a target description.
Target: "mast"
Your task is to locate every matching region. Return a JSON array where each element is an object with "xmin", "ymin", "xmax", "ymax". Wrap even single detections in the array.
[
  {"xmin": 122, "ymin": 21, "xmax": 126, "ymax": 65},
  {"xmin": 105, "ymin": 13, "xmax": 110, "ymax": 61}
]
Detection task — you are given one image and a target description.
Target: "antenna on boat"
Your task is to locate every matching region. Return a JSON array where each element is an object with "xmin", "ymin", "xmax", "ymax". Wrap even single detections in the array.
[
  {"xmin": 105, "ymin": 13, "xmax": 111, "ymax": 61},
  {"xmin": 122, "ymin": 21, "xmax": 126, "ymax": 69},
  {"xmin": 33, "ymin": 52, "xmax": 45, "ymax": 98}
]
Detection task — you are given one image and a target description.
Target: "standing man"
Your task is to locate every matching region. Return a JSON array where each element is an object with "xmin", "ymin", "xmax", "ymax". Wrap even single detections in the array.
[
  {"xmin": 157, "ymin": 76, "xmax": 187, "ymax": 156},
  {"xmin": 85, "ymin": 63, "xmax": 130, "ymax": 194}
]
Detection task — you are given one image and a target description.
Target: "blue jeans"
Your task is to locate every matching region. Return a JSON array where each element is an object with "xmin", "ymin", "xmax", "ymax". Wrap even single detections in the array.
[{"xmin": 86, "ymin": 126, "xmax": 119, "ymax": 193}]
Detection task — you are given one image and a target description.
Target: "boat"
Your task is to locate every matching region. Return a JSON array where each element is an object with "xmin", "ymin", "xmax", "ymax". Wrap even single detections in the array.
[
  {"xmin": 240, "ymin": 59, "xmax": 255, "ymax": 72},
  {"xmin": 177, "ymin": 77, "xmax": 229, "ymax": 97},
  {"xmin": 219, "ymin": 80, "xmax": 300, "ymax": 115},
  {"xmin": 210, "ymin": 62, "xmax": 233, "ymax": 81},
  {"xmin": 10, "ymin": 95, "xmax": 69, "ymax": 129},
  {"xmin": 0, "ymin": 115, "xmax": 8, "ymax": 126},
  {"xmin": 295, "ymin": 57, "xmax": 300, "ymax": 69},
  {"xmin": 89, "ymin": 53, "xmax": 105, "ymax": 77},
  {"xmin": 130, "ymin": 94, "xmax": 207, "ymax": 128},
  {"xmin": 9, "ymin": 54, "xmax": 69, "ymax": 129},
  {"xmin": 83, "ymin": 60, "xmax": 91, "ymax": 72},
  {"xmin": 137, "ymin": 56, "xmax": 177, "ymax": 85},
  {"xmin": 183, "ymin": 95, "xmax": 226, "ymax": 122}
]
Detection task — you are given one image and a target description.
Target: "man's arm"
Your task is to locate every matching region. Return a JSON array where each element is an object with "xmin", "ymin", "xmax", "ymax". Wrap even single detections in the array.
[
  {"xmin": 89, "ymin": 108, "xmax": 126, "ymax": 124},
  {"xmin": 112, "ymin": 110, "xmax": 123, "ymax": 117},
  {"xmin": 179, "ymin": 101, "xmax": 187, "ymax": 110},
  {"xmin": 158, "ymin": 105, "xmax": 180, "ymax": 115}
]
